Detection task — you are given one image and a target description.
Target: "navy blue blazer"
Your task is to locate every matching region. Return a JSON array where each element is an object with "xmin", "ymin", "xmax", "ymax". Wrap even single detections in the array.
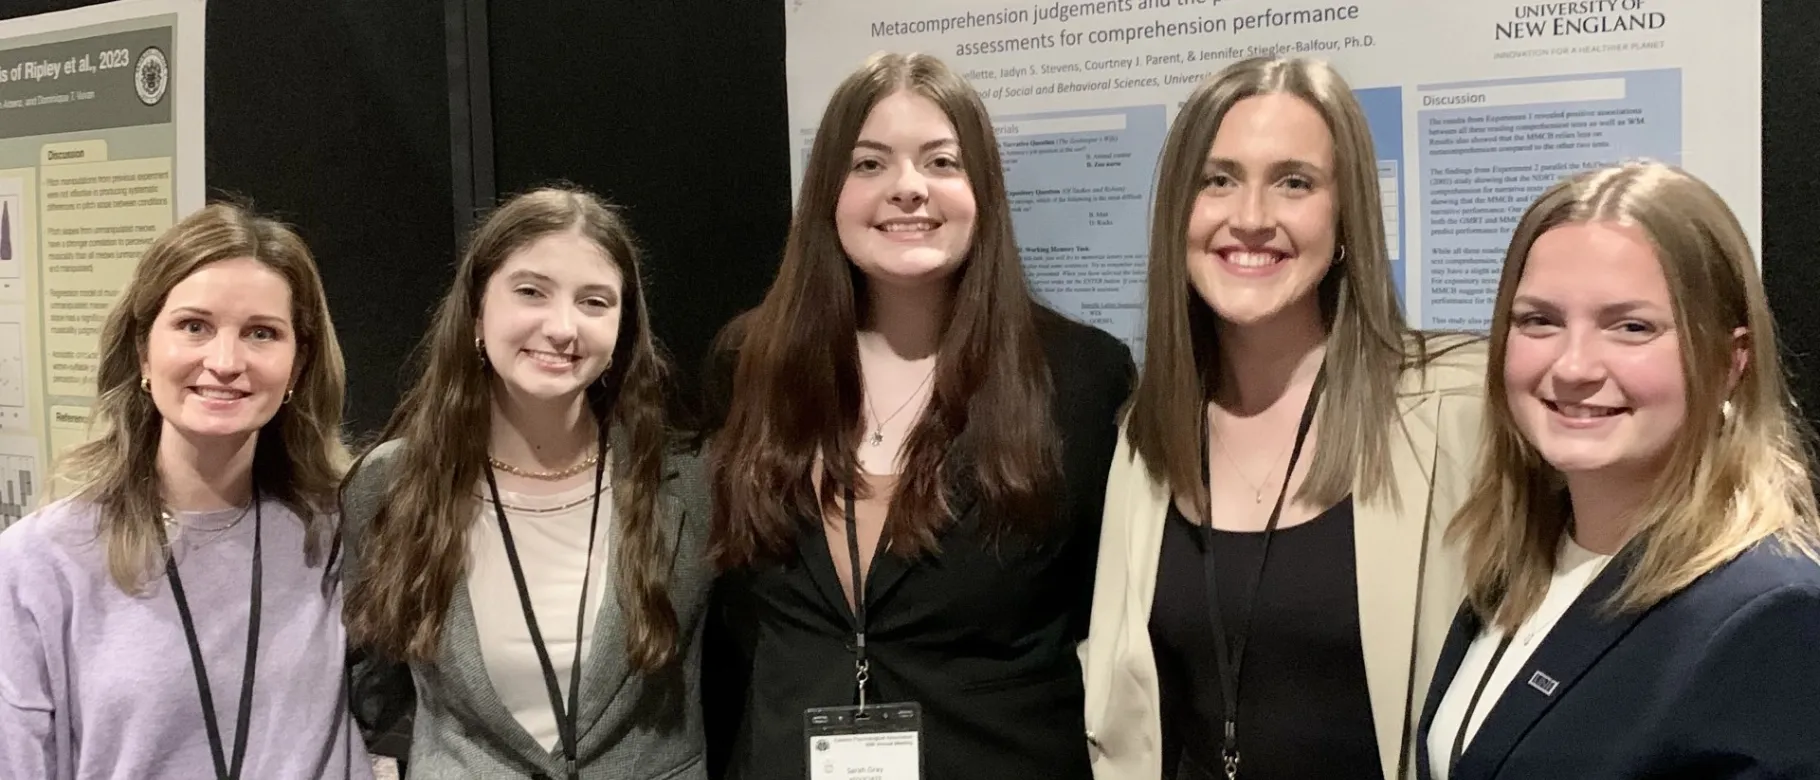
[{"xmin": 1417, "ymin": 538, "xmax": 1820, "ymax": 780}]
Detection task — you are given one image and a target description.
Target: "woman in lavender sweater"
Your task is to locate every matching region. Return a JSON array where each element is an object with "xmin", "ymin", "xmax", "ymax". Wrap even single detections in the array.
[{"xmin": 0, "ymin": 202, "xmax": 373, "ymax": 780}]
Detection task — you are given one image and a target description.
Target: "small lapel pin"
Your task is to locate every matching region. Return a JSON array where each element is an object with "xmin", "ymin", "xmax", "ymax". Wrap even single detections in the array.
[{"xmin": 1527, "ymin": 671, "xmax": 1559, "ymax": 696}]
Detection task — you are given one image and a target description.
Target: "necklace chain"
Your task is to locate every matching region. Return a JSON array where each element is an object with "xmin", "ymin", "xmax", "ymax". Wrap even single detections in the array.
[
  {"xmin": 865, "ymin": 364, "xmax": 937, "ymax": 447},
  {"xmin": 1208, "ymin": 411, "xmax": 1295, "ymax": 504},
  {"xmin": 488, "ymin": 445, "xmax": 601, "ymax": 481},
  {"xmin": 159, "ymin": 501, "xmax": 255, "ymax": 548}
]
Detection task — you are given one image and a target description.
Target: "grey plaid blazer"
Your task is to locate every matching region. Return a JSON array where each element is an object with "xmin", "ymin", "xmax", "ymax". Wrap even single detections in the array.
[{"xmin": 338, "ymin": 434, "xmax": 713, "ymax": 779}]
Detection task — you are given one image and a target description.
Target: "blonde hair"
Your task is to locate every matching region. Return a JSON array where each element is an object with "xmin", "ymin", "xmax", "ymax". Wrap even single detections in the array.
[
  {"xmin": 1125, "ymin": 55, "xmax": 1466, "ymax": 511},
  {"xmin": 1451, "ymin": 160, "xmax": 1820, "ymax": 630},
  {"xmin": 60, "ymin": 201, "xmax": 349, "ymax": 593}
]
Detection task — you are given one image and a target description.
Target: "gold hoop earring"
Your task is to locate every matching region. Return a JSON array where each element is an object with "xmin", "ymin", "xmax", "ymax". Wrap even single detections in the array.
[
  {"xmin": 1334, "ymin": 245, "xmax": 1347, "ymax": 264},
  {"xmin": 283, "ymin": 388, "xmax": 295, "ymax": 405},
  {"xmin": 475, "ymin": 337, "xmax": 487, "ymax": 363},
  {"xmin": 140, "ymin": 376, "xmax": 150, "ymax": 393}
]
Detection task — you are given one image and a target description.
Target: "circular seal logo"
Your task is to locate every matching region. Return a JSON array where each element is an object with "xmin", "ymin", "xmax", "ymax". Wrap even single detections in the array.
[{"xmin": 134, "ymin": 46, "xmax": 169, "ymax": 106}]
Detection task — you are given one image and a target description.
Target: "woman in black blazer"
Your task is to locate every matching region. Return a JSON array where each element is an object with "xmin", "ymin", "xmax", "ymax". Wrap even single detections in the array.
[
  {"xmin": 1418, "ymin": 161, "xmax": 1820, "ymax": 780},
  {"xmin": 698, "ymin": 52, "xmax": 1134, "ymax": 780}
]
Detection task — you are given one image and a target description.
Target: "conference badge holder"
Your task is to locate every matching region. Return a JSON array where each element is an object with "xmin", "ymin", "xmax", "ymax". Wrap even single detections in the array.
[{"xmin": 804, "ymin": 696, "xmax": 923, "ymax": 780}]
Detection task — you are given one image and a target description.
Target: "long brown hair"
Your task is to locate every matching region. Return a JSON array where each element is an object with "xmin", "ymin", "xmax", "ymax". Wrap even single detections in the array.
[
  {"xmin": 344, "ymin": 185, "xmax": 679, "ymax": 671},
  {"xmin": 1451, "ymin": 161, "xmax": 1820, "ymax": 630},
  {"xmin": 707, "ymin": 52, "xmax": 1059, "ymax": 570},
  {"xmin": 1125, "ymin": 56, "xmax": 1458, "ymax": 514},
  {"xmin": 60, "ymin": 201, "xmax": 349, "ymax": 592}
]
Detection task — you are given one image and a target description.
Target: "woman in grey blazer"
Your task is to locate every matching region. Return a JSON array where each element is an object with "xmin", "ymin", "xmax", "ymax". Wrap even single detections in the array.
[{"xmin": 336, "ymin": 186, "xmax": 713, "ymax": 779}]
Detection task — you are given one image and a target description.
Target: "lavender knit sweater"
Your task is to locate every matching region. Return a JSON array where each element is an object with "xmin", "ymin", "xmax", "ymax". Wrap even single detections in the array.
[{"xmin": 0, "ymin": 496, "xmax": 374, "ymax": 780}]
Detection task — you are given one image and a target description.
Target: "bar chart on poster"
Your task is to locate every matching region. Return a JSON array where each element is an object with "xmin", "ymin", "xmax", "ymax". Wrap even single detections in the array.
[
  {"xmin": 0, "ymin": 0, "xmax": 204, "ymax": 525},
  {"xmin": 0, "ymin": 452, "xmax": 34, "ymax": 527},
  {"xmin": 783, "ymin": 0, "xmax": 1759, "ymax": 352}
]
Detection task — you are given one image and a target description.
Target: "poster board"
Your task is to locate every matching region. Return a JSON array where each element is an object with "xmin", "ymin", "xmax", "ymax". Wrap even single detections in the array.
[
  {"xmin": 784, "ymin": 0, "xmax": 1759, "ymax": 355},
  {"xmin": 0, "ymin": 0, "xmax": 204, "ymax": 524}
]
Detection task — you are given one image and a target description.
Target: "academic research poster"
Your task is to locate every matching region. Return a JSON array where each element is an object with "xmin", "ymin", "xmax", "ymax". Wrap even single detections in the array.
[
  {"xmin": 783, "ymin": 0, "xmax": 1758, "ymax": 353},
  {"xmin": 0, "ymin": 0, "xmax": 205, "ymax": 524}
]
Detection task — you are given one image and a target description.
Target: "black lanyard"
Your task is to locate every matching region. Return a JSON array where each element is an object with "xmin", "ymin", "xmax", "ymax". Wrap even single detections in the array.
[
  {"xmin": 1447, "ymin": 633, "xmax": 1514, "ymax": 775},
  {"xmin": 841, "ymin": 484, "xmax": 874, "ymax": 709},
  {"xmin": 1198, "ymin": 365, "xmax": 1325, "ymax": 780},
  {"xmin": 162, "ymin": 491, "xmax": 263, "ymax": 780},
  {"xmin": 483, "ymin": 442, "xmax": 607, "ymax": 780}
]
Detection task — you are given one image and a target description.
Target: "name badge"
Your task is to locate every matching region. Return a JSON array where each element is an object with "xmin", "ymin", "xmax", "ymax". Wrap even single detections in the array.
[{"xmin": 805, "ymin": 702, "xmax": 923, "ymax": 780}]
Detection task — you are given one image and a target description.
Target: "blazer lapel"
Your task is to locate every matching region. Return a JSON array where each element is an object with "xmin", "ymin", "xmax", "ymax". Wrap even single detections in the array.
[
  {"xmin": 1452, "ymin": 546, "xmax": 1647, "ymax": 779},
  {"xmin": 574, "ymin": 495, "xmax": 633, "ymax": 734},
  {"xmin": 863, "ymin": 446, "xmax": 980, "ymax": 610},
  {"xmin": 860, "ymin": 537, "xmax": 914, "ymax": 612},
  {"xmin": 1353, "ymin": 389, "xmax": 1441, "ymax": 780},
  {"xmin": 1415, "ymin": 605, "xmax": 1483, "ymax": 780},
  {"xmin": 436, "ymin": 424, "xmax": 659, "ymax": 771},
  {"xmin": 800, "ymin": 433, "xmax": 983, "ymax": 627},
  {"xmin": 797, "ymin": 502, "xmax": 857, "ymax": 627},
  {"xmin": 440, "ymin": 579, "xmax": 555, "ymax": 762},
  {"xmin": 577, "ymin": 426, "xmax": 679, "ymax": 732}
]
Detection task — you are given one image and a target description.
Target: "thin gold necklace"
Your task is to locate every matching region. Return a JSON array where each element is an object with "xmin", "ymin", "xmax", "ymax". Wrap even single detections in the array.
[{"xmin": 1209, "ymin": 418, "xmax": 1293, "ymax": 504}]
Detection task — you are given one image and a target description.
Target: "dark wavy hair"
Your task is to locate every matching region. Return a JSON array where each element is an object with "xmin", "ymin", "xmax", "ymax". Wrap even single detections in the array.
[
  {"xmin": 344, "ymin": 185, "xmax": 679, "ymax": 672},
  {"xmin": 707, "ymin": 52, "xmax": 1060, "ymax": 570}
]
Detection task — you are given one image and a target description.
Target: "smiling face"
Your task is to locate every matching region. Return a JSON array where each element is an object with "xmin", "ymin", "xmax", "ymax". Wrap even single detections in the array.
[
  {"xmin": 142, "ymin": 256, "xmax": 298, "ymax": 443},
  {"xmin": 1504, "ymin": 220, "xmax": 1686, "ymax": 481},
  {"xmin": 834, "ymin": 89, "xmax": 978, "ymax": 290},
  {"xmin": 477, "ymin": 230, "xmax": 624, "ymax": 405},
  {"xmin": 1185, "ymin": 92, "xmax": 1339, "ymax": 327}
]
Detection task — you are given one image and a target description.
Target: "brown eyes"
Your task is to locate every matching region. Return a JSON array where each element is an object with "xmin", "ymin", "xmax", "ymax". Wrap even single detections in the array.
[
  {"xmin": 850, "ymin": 156, "xmax": 962, "ymax": 174},
  {"xmin": 1199, "ymin": 174, "xmax": 1314, "ymax": 191},
  {"xmin": 176, "ymin": 319, "xmax": 280, "ymax": 341},
  {"xmin": 1511, "ymin": 312, "xmax": 1659, "ymax": 338}
]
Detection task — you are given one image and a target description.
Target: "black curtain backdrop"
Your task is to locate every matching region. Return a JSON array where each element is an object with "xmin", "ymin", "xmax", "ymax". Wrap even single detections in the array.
[
  {"xmin": 486, "ymin": 0, "xmax": 791, "ymax": 427},
  {"xmin": 1760, "ymin": 0, "xmax": 1820, "ymax": 422},
  {"xmin": 3, "ymin": 0, "xmax": 1814, "ymax": 435}
]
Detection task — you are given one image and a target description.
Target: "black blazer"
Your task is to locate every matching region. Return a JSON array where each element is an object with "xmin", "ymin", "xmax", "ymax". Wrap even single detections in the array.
[
  {"xmin": 1416, "ymin": 538, "xmax": 1820, "ymax": 780},
  {"xmin": 701, "ymin": 310, "xmax": 1135, "ymax": 780}
]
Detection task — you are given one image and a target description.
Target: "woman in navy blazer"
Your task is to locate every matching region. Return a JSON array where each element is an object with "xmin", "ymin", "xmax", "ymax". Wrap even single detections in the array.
[{"xmin": 1417, "ymin": 161, "xmax": 1820, "ymax": 780}]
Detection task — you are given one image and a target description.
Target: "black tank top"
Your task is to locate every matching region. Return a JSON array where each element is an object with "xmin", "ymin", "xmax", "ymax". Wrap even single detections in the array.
[{"xmin": 1147, "ymin": 497, "xmax": 1384, "ymax": 780}]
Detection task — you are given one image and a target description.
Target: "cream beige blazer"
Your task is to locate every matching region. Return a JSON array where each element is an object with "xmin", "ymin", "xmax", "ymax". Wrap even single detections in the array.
[{"xmin": 1079, "ymin": 337, "xmax": 1488, "ymax": 780}]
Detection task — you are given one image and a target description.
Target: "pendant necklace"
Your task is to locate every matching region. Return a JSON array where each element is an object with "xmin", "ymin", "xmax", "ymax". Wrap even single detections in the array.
[
  {"xmin": 865, "ymin": 365, "xmax": 936, "ymax": 446},
  {"xmin": 1209, "ymin": 415, "xmax": 1294, "ymax": 504}
]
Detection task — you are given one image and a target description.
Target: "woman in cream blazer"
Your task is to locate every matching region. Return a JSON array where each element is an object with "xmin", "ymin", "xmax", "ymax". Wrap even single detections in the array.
[
  {"xmin": 1080, "ymin": 342, "xmax": 1486, "ymax": 779},
  {"xmin": 1078, "ymin": 55, "xmax": 1489, "ymax": 780}
]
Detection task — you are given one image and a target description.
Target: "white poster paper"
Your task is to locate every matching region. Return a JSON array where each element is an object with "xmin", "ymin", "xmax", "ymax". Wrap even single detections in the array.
[
  {"xmin": 0, "ymin": 0, "xmax": 205, "ymax": 523},
  {"xmin": 785, "ymin": 0, "xmax": 1758, "ymax": 352}
]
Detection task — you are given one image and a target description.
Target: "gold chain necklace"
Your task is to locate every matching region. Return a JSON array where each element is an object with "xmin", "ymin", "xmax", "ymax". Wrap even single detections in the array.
[{"xmin": 488, "ymin": 450, "xmax": 600, "ymax": 481}]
